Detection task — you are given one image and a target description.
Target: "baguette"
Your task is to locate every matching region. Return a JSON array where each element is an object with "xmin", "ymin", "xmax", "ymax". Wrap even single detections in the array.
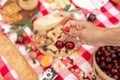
[
  {"xmin": 33, "ymin": 14, "xmax": 71, "ymax": 31},
  {"xmin": 0, "ymin": 33, "xmax": 38, "ymax": 80}
]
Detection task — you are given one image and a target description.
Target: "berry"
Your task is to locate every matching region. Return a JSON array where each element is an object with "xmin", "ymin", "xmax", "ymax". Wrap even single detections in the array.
[
  {"xmin": 63, "ymin": 27, "xmax": 70, "ymax": 33},
  {"xmin": 118, "ymin": 53, "xmax": 120, "ymax": 57},
  {"xmin": 113, "ymin": 75, "xmax": 119, "ymax": 79},
  {"xmin": 111, "ymin": 68, "xmax": 118, "ymax": 74},
  {"xmin": 101, "ymin": 47, "xmax": 106, "ymax": 51},
  {"xmin": 101, "ymin": 61, "xmax": 106, "ymax": 67},
  {"xmin": 65, "ymin": 41, "xmax": 75, "ymax": 50},
  {"xmin": 87, "ymin": 13, "xmax": 96, "ymax": 22},
  {"xmin": 111, "ymin": 53, "xmax": 117, "ymax": 59},
  {"xmin": 95, "ymin": 46, "xmax": 120, "ymax": 79},
  {"xmin": 101, "ymin": 56, "xmax": 105, "ymax": 61},
  {"xmin": 107, "ymin": 64, "xmax": 113, "ymax": 70},
  {"xmin": 16, "ymin": 36, "xmax": 24, "ymax": 44},
  {"xmin": 55, "ymin": 40, "xmax": 64, "ymax": 49},
  {"xmin": 113, "ymin": 59, "xmax": 118, "ymax": 63},
  {"xmin": 105, "ymin": 52, "xmax": 111, "ymax": 56},
  {"xmin": 96, "ymin": 51, "xmax": 102, "ymax": 56},
  {"xmin": 117, "ymin": 48, "xmax": 120, "ymax": 52},
  {"xmin": 105, "ymin": 56, "xmax": 112, "ymax": 63}
]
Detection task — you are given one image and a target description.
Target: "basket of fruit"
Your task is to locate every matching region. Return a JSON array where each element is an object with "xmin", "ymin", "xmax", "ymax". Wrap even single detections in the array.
[
  {"xmin": 92, "ymin": 46, "xmax": 120, "ymax": 80},
  {"xmin": 111, "ymin": 0, "xmax": 120, "ymax": 4}
]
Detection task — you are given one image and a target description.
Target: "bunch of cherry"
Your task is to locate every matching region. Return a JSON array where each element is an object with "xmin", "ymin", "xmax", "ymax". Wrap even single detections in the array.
[
  {"xmin": 95, "ymin": 46, "xmax": 120, "ymax": 80},
  {"xmin": 55, "ymin": 40, "xmax": 75, "ymax": 50}
]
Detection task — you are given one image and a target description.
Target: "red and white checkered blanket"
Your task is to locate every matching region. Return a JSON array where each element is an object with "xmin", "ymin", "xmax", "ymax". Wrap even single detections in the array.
[{"xmin": 0, "ymin": 0, "xmax": 120, "ymax": 80}]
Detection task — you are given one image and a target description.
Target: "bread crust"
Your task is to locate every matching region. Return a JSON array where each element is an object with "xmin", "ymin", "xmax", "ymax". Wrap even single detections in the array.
[{"xmin": 0, "ymin": 33, "xmax": 38, "ymax": 80}]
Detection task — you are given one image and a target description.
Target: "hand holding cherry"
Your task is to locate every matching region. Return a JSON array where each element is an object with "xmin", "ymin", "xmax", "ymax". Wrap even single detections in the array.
[{"xmin": 55, "ymin": 20, "xmax": 106, "ymax": 50}]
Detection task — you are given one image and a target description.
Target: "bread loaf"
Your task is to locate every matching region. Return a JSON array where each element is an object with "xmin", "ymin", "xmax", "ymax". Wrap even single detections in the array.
[
  {"xmin": 0, "ymin": 33, "xmax": 38, "ymax": 80},
  {"xmin": 33, "ymin": 14, "xmax": 69, "ymax": 31}
]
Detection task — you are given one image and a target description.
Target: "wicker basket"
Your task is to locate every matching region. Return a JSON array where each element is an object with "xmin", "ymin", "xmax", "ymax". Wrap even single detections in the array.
[
  {"xmin": 91, "ymin": 48, "xmax": 114, "ymax": 80},
  {"xmin": 111, "ymin": 0, "xmax": 120, "ymax": 4}
]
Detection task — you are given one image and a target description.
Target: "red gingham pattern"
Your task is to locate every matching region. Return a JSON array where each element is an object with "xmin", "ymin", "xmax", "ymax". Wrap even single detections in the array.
[
  {"xmin": 0, "ymin": 55, "xmax": 20, "ymax": 80},
  {"xmin": 0, "ymin": 0, "xmax": 120, "ymax": 80}
]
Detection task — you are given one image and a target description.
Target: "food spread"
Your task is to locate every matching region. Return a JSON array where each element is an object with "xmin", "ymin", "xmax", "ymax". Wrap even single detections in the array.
[
  {"xmin": 1, "ymin": 0, "xmax": 119, "ymax": 80},
  {"xmin": 32, "ymin": 14, "xmax": 82, "ymax": 57}
]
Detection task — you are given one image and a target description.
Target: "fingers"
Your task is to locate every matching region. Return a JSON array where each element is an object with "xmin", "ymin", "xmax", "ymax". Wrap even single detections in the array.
[
  {"xmin": 75, "ymin": 41, "xmax": 82, "ymax": 49},
  {"xmin": 63, "ymin": 20, "xmax": 84, "ymax": 35},
  {"xmin": 64, "ymin": 20, "xmax": 85, "ymax": 28},
  {"xmin": 58, "ymin": 20, "xmax": 88, "ymax": 49},
  {"xmin": 58, "ymin": 33, "xmax": 69, "ymax": 42},
  {"xmin": 64, "ymin": 20, "xmax": 78, "ymax": 28},
  {"xmin": 76, "ymin": 21, "xmax": 83, "ymax": 30},
  {"xmin": 60, "ymin": 14, "xmax": 75, "ymax": 25},
  {"xmin": 68, "ymin": 37, "xmax": 82, "ymax": 49}
]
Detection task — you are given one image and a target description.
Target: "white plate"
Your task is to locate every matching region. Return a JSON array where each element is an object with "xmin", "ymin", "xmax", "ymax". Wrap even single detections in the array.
[{"xmin": 72, "ymin": 0, "xmax": 109, "ymax": 10}]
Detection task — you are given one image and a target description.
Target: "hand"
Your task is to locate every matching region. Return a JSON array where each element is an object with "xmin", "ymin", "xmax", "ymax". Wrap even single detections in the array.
[{"xmin": 59, "ymin": 20, "xmax": 105, "ymax": 49}]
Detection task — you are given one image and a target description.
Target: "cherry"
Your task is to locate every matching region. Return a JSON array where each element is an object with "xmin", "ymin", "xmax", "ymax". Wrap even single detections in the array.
[
  {"xmin": 107, "ymin": 64, "xmax": 113, "ymax": 70},
  {"xmin": 16, "ymin": 36, "xmax": 24, "ymax": 44},
  {"xmin": 95, "ymin": 46, "xmax": 120, "ymax": 79},
  {"xmin": 111, "ymin": 68, "xmax": 118, "ymax": 74},
  {"xmin": 118, "ymin": 53, "xmax": 120, "ymax": 57},
  {"xmin": 101, "ymin": 47, "xmax": 106, "ymax": 51},
  {"xmin": 105, "ymin": 56, "xmax": 112, "ymax": 63},
  {"xmin": 65, "ymin": 41, "xmax": 75, "ymax": 50},
  {"xmin": 101, "ymin": 61, "xmax": 106, "ymax": 67},
  {"xmin": 87, "ymin": 13, "xmax": 96, "ymax": 22},
  {"xmin": 111, "ymin": 53, "xmax": 117, "ymax": 59},
  {"xmin": 101, "ymin": 56, "xmax": 105, "ymax": 61},
  {"xmin": 113, "ymin": 59, "xmax": 118, "ymax": 63},
  {"xmin": 96, "ymin": 51, "xmax": 102, "ymax": 56},
  {"xmin": 113, "ymin": 75, "xmax": 119, "ymax": 80},
  {"xmin": 117, "ymin": 48, "xmax": 120, "ymax": 52},
  {"xmin": 118, "ymin": 68, "xmax": 120, "ymax": 72},
  {"xmin": 105, "ymin": 51, "xmax": 111, "ymax": 56},
  {"xmin": 55, "ymin": 40, "xmax": 64, "ymax": 49}
]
